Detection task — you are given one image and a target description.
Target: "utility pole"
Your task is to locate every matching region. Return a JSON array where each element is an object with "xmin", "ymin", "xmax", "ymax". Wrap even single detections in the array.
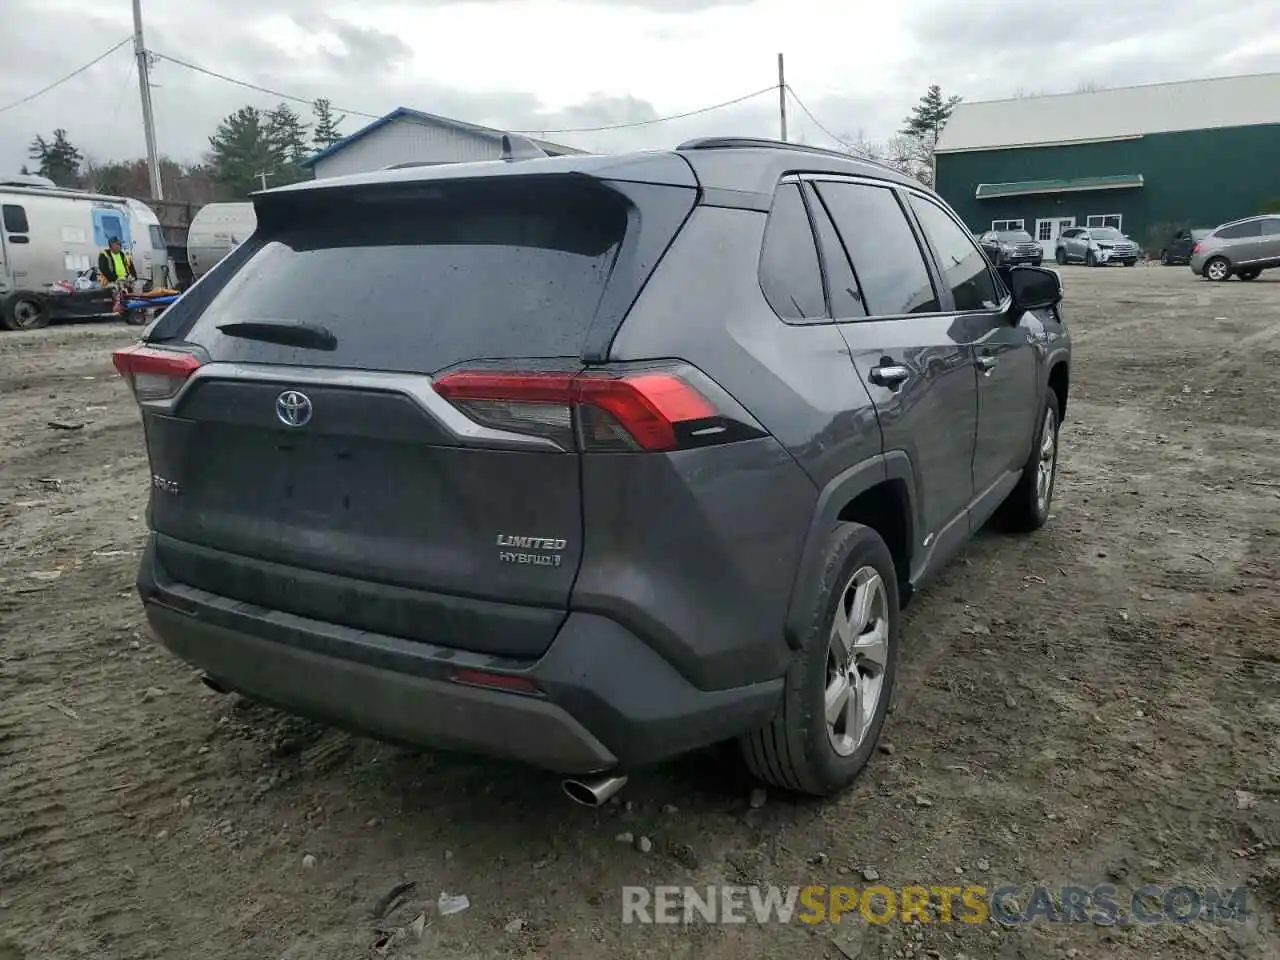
[
  {"xmin": 777, "ymin": 53, "xmax": 788, "ymax": 142},
  {"xmin": 257, "ymin": 171, "xmax": 269, "ymax": 191},
  {"xmin": 132, "ymin": 0, "xmax": 164, "ymax": 200}
]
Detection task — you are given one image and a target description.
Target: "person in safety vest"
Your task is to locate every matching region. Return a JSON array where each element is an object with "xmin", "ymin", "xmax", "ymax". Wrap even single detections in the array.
[
  {"xmin": 98, "ymin": 237, "xmax": 137, "ymax": 286},
  {"xmin": 98, "ymin": 237, "xmax": 138, "ymax": 315}
]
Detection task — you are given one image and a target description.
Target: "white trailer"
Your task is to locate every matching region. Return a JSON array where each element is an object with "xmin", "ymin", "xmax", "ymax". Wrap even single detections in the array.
[
  {"xmin": 186, "ymin": 202, "xmax": 256, "ymax": 280},
  {"xmin": 0, "ymin": 184, "xmax": 171, "ymax": 330}
]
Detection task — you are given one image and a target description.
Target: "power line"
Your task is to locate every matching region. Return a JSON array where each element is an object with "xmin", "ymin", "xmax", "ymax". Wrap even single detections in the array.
[
  {"xmin": 512, "ymin": 85, "xmax": 778, "ymax": 135},
  {"xmin": 0, "ymin": 38, "xmax": 133, "ymax": 115},
  {"xmin": 154, "ymin": 50, "xmax": 777, "ymax": 136},
  {"xmin": 151, "ymin": 51, "xmax": 382, "ymax": 120},
  {"xmin": 784, "ymin": 85, "xmax": 869, "ymax": 156},
  {"xmin": 109, "ymin": 53, "xmax": 138, "ymax": 127}
]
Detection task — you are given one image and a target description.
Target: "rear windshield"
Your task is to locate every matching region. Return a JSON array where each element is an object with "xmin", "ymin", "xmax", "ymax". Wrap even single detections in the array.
[
  {"xmin": 173, "ymin": 179, "xmax": 629, "ymax": 373},
  {"xmin": 996, "ymin": 231, "xmax": 1034, "ymax": 242}
]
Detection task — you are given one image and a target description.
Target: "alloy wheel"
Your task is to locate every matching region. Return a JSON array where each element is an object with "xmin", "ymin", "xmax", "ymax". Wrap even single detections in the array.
[
  {"xmin": 1036, "ymin": 406, "xmax": 1057, "ymax": 514},
  {"xmin": 824, "ymin": 566, "xmax": 890, "ymax": 757}
]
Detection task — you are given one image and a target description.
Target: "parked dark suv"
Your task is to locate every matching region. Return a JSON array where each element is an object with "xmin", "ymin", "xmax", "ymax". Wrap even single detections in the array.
[{"xmin": 114, "ymin": 137, "xmax": 1071, "ymax": 803}]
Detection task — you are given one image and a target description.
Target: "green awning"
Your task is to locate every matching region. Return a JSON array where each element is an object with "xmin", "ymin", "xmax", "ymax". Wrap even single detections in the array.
[{"xmin": 975, "ymin": 174, "xmax": 1144, "ymax": 200}]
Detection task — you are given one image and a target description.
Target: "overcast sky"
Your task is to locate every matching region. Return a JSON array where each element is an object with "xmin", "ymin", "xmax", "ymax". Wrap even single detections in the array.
[{"xmin": 3, "ymin": 0, "xmax": 1280, "ymax": 174}]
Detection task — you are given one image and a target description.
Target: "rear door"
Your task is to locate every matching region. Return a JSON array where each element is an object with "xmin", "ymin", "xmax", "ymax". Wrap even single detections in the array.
[
  {"xmin": 904, "ymin": 192, "xmax": 1038, "ymax": 499},
  {"xmin": 808, "ymin": 177, "xmax": 979, "ymax": 571},
  {"xmin": 137, "ymin": 174, "xmax": 695, "ymax": 658}
]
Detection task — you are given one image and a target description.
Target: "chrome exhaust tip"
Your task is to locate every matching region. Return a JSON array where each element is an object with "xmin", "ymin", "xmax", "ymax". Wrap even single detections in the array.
[{"xmin": 562, "ymin": 774, "xmax": 628, "ymax": 807}]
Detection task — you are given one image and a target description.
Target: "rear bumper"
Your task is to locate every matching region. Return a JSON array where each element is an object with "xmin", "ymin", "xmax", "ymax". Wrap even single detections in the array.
[{"xmin": 138, "ymin": 539, "xmax": 783, "ymax": 775}]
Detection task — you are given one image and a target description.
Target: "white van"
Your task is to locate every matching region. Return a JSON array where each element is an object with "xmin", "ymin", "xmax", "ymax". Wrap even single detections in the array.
[
  {"xmin": 0, "ymin": 184, "xmax": 170, "ymax": 330},
  {"xmin": 186, "ymin": 202, "xmax": 257, "ymax": 279}
]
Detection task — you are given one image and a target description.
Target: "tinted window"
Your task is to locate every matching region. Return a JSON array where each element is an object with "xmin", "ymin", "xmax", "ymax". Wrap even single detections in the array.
[
  {"xmin": 149, "ymin": 225, "xmax": 166, "ymax": 249},
  {"xmin": 176, "ymin": 180, "xmax": 629, "ymax": 373},
  {"xmin": 1262, "ymin": 218, "xmax": 1280, "ymax": 236},
  {"xmin": 2, "ymin": 204, "xmax": 29, "ymax": 233},
  {"xmin": 804, "ymin": 185, "xmax": 865, "ymax": 319},
  {"xmin": 909, "ymin": 195, "xmax": 1002, "ymax": 312},
  {"xmin": 1216, "ymin": 220, "xmax": 1262, "ymax": 240},
  {"xmin": 814, "ymin": 182, "xmax": 939, "ymax": 316},
  {"xmin": 759, "ymin": 183, "xmax": 827, "ymax": 322}
]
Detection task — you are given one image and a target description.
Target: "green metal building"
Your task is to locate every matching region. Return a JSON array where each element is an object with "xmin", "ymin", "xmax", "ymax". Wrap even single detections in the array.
[{"xmin": 934, "ymin": 73, "xmax": 1280, "ymax": 257}]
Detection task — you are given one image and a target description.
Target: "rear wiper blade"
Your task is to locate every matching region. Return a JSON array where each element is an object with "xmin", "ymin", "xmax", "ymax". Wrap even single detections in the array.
[{"xmin": 216, "ymin": 320, "xmax": 338, "ymax": 351}]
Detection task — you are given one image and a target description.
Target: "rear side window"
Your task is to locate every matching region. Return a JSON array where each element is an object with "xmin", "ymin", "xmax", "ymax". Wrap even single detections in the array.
[
  {"xmin": 908, "ymin": 195, "xmax": 1003, "ymax": 312},
  {"xmin": 758, "ymin": 183, "xmax": 827, "ymax": 322},
  {"xmin": 814, "ymin": 181, "xmax": 939, "ymax": 316},
  {"xmin": 2, "ymin": 204, "xmax": 29, "ymax": 233},
  {"xmin": 172, "ymin": 180, "xmax": 630, "ymax": 373},
  {"xmin": 1263, "ymin": 218, "xmax": 1280, "ymax": 236},
  {"xmin": 1216, "ymin": 220, "xmax": 1262, "ymax": 240}
]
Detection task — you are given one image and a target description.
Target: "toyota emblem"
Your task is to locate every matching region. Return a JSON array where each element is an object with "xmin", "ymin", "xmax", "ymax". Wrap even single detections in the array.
[{"xmin": 275, "ymin": 390, "xmax": 313, "ymax": 427}]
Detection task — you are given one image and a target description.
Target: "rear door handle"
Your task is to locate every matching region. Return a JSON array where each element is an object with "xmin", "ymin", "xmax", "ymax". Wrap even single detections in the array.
[
  {"xmin": 869, "ymin": 364, "xmax": 909, "ymax": 387},
  {"xmin": 976, "ymin": 355, "xmax": 998, "ymax": 372}
]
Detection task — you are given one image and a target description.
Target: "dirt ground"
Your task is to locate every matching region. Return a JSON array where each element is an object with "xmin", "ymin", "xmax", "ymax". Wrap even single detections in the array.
[{"xmin": 1, "ymin": 265, "xmax": 1277, "ymax": 960}]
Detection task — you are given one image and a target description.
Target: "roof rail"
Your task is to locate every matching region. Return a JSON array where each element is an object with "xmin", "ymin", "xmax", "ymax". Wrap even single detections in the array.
[
  {"xmin": 676, "ymin": 136, "xmax": 904, "ymax": 176},
  {"xmin": 383, "ymin": 160, "xmax": 449, "ymax": 170}
]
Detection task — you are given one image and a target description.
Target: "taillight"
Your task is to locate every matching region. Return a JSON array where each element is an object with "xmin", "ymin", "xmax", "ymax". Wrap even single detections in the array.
[
  {"xmin": 433, "ymin": 365, "xmax": 749, "ymax": 452},
  {"xmin": 111, "ymin": 344, "xmax": 201, "ymax": 401},
  {"xmin": 1192, "ymin": 242, "xmax": 1202, "ymax": 255}
]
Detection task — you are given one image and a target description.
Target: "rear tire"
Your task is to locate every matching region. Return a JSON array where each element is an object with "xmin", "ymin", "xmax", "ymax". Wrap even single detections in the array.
[
  {"xmin": 740, "ymin": 522, "xmax": 899, "ymax": 797},
  {"xmin": 1, "ymin": 294, "xmax": 50, "ymax": 331},
  {"xmin": 1204, "ymin": 257, "xmax": 1232, "ymax": 281},
  {"xmin": 995, "ymin": 389, "xmax": 1060, "ymax": 533},
  {"xmin": 1238, "ymin": 269, "xmax": 1261, "ymax": 281},
  {"xmin": 1160, "ymin": 250, "xmax": 1170, "ymax": 265}
]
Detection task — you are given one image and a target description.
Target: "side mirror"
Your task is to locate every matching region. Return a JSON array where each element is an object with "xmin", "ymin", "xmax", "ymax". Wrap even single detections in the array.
[{"xmin": 1009, "ymin": 265, "xmax": 1063, "ymax": 312}]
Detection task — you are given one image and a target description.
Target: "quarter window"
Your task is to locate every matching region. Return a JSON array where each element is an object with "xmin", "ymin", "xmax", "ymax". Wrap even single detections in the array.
[
  {"xmin": 814, "ymin": 181, "xmax": 939, "ymax": 316},
  {"xmin": 908, "ymin": 195, "xmax": 1003, "ymax": 312},
  {"xmin": 759, "ymin": 182, "xmax": 827, "ymax": 322},
  {"xmin": 2, "ymin": 204, "xmax": 29, "ymax": 233}
]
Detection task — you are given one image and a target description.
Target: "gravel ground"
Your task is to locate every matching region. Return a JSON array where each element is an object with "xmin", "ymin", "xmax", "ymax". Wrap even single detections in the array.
[{"xmin": 1, "ymin": 265, "xmax": 1277, "ymax": 960}]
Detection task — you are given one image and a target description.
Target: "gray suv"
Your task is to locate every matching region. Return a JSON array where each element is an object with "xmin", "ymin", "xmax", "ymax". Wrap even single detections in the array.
[
  {"xmin": 113, "ymin": 138, "xmax": 1071, "ymax": 803},
  {"xmin": 1190, "ymin": 214, "xmax": 1280, "ymax": 281}
]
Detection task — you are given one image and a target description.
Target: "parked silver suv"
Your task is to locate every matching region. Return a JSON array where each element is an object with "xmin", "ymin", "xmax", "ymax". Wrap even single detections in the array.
[
  {"xmin": 1054, "ymin": 227, "xmax": 1140, "ymax": 267},
  {"xmin": 1190, "ymin": 214, "xmax": 1280, "ymax": 281}
]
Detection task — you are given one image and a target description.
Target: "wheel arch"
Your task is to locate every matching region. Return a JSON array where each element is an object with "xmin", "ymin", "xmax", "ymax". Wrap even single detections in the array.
[{"xmin": 784, "ymin": 453, "xmax": 919, "ymax": 648}]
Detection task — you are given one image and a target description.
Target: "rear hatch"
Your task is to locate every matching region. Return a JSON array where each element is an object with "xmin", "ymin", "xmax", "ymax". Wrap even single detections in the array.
[{"xmin": 123, "ymin": 167, "xmax": 698, "ymax": 658}]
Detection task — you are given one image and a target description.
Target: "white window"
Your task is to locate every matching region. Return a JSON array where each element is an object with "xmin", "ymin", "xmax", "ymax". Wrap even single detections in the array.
[
  {"xmin": 991, "ymin": 219, "xmax": 1025, "ymax": 231},
  {"xmin": 1086, "ymin": 214, "xmax": 1122, "ymax": 229},
  {"xmin": 1037, "ymin": 221, "xmax": 1054, "ymax": 241}
]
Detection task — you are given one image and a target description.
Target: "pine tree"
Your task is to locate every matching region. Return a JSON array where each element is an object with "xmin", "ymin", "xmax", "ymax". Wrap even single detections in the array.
[
  {"xmin": 311, "ymin": 98, "xmax": 346, "ymax": 151},
  {"xmin": 207, "ymin": 107, "xmax": 279, "ymax": 198},
  {"xmin": 27, "ymin": 129, "xmax": 84, "ymax": 186},
  {"xmin": 898, "ymin": 85, "xmax": 962, "ymax": 186},
  {"xmin": 266, "ymin": 102, "xmax": 312, "ymax": 168}
]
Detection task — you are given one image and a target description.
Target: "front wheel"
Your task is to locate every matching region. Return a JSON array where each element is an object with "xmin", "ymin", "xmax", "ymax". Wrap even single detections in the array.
[
  {"xmin": 740, "ymin": 522, "xmax": 899, "ymax": 797},
  {"xmin": 995, "ymin": 389, "xmax": 1060, "ymax": 533},
  {"xmin": 1238, "ymin": 269, "xmax": 1261, "ymax": 281},
  {"xmin": 1160, "ymin": 250, "xmax": 1170, "ymax": 265},
  {"xmin": 1204, "ymin": 257, "xmax": 1232, "ymax": 281},
  {"xmin": 1055, "ymin": 247, "xmax": 1067, "ymax": 265}
]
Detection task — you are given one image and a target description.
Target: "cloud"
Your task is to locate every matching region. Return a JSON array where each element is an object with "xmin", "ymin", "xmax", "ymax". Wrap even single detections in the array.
[{"xmin": 2, "ymin": 0, "xmax": 1278, "ymax": 178}]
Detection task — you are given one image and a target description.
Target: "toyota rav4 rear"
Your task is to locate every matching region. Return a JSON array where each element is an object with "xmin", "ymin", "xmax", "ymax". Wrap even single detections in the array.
[{"xmin": 117, "ymin": 154, "xmax": 808, "ymax": 794}]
